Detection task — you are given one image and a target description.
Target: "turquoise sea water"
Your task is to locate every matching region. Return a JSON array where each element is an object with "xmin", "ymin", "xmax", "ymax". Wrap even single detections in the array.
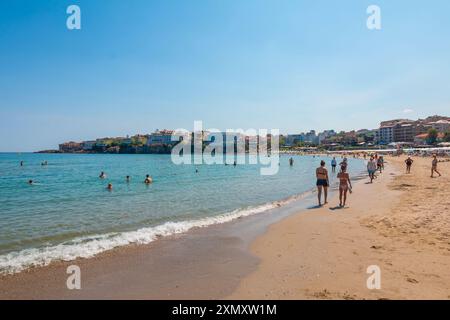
[{"xmin": 0, "ymin": 153, "xmax": 365, "ymax": 274}]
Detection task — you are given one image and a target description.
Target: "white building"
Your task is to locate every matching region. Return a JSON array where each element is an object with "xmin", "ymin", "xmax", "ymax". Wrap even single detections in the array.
[
  {"xmin": 147, "ymin": 130, "xmax": 176, "ymax": 146},
  {"xmin": 81, "ymin": 140, "xmax": 96, "ymax": 150},
  {"xmin": 431, "ymin": 120, "xmax": 450, "ymax": 133}
]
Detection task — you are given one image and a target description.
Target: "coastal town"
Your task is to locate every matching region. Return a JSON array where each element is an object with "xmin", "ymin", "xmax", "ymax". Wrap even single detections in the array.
[{"xmin": 54, "ymin": 115, "xmax": 450, "ymax": 154}]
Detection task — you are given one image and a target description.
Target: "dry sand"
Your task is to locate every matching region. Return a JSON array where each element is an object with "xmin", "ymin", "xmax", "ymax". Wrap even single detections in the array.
[
  {"xmin": 230, "ymin": 156, "xmax": 450, "ymax": 299},
  {"xmin": 1, "ymin": 155, "xmax": 449, "ymax": 300}
]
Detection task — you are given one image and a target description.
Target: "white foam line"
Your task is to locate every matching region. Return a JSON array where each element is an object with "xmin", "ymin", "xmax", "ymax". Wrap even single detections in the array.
[{"xmin": 0, "ymin": 191, "xmax": 311, "ymax": 275}]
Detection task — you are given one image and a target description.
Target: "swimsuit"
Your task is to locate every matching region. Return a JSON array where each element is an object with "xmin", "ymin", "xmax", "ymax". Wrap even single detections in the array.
[
  {"xmin": 316, "ymin": 179, "xmax": 329, "ymax": 187},
  {"xmin": 432, "ymin": 159, "xmax": 437, "ymax": 168}
]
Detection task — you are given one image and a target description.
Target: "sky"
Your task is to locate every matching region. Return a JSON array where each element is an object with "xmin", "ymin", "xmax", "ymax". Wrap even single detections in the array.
[{"xmin": 1, "ymin": 0, "xmax": 450, "ymax": 151}]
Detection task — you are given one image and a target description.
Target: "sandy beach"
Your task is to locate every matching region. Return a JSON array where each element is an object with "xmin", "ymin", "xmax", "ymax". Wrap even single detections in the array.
[
  {"xmin": 1, "ymin": 155, "xmax": 449, "ymax": 299},
  {"xmin": 230, "ymin": 156, "xmax": 450, "ymax": 299}
]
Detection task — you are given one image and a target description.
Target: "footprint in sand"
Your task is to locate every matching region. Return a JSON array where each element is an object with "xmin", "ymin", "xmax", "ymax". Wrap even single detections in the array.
[{"xmin": 406, "ymin": 277, "xmax": 419, "ymax": 284}]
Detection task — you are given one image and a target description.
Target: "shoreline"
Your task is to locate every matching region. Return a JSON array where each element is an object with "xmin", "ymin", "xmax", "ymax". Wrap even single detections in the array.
[
  {"xmin": 0, "ymin": 154, "xmax": 366, "ymax": 278},
  {"xmin": 229, "ymin": 156, "xmax": 450, "ymax": 299},
  {"xmin": 1, "ymin": 156, "xmax": 448, "ymax": 299},
  {"xmin": 0, "ymin": 184, "xmax": 322, "ymax": 299}
]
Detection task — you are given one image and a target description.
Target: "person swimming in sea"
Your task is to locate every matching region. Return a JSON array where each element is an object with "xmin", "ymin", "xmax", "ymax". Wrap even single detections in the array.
[
  {"xmin": 99, "ymin": 171, "xmax": 106, "ymax": 179},
  {"xmin": 28, "ymin": 179, "xmax": 33, "ymax": 185},
  {"xmin": 316, "ymin": 160, "xmax": 329, "ymax": 206},
  {"xmin": 144, "ymin": 174, "xmax": 153, "ymax": 184},
  {"xmin": 337, "ymin": 166, "xmax": 352, "ymax": 207},
  {"xmin": 126, "ymin": 175, "xmax": 130, "ymax": 183},
  {"xmin": 107, "ymin": 183, "xmax": 113, "ymax": 190},
  {"xmin": 20, "ymin": 161, "xmax": 24, "ymax": 167}
]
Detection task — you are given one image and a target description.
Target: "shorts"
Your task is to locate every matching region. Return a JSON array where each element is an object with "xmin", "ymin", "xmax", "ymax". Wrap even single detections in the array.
[
  {"xmin": 316, "ymin": 179, "xmax": 329, "ymax": 187},
  {"xmin": 368, "ymin": 169, "xmax": 375, "ymax": 175}
]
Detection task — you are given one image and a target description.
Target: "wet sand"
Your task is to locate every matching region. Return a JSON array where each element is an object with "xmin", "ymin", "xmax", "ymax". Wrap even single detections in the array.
[
  {"xmin": 230, "ymin": 156, "xmax": 450, "ymax": 299},
  {"xmin": 0, "ymin": 190, "xmax": 316, "ymax": 299},
  {"xmin": 2, "ymin": 156, "xmax": 449, "ymax": 299}
]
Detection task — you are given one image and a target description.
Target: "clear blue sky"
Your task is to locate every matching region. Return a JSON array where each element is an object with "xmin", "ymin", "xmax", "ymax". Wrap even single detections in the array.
[{"xmin": 1, "ymin": 0, "xmax": 449, "ymax": 151}]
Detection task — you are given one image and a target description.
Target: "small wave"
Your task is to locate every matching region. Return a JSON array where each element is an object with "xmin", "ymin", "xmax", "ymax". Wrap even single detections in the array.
[{"xmin": 0, "ymin": 191, "xmax": 311, "ymax": 275}]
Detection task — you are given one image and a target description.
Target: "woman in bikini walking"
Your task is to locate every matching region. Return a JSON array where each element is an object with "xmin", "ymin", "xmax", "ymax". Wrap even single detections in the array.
[
  {"xmin": 337, "ymin": 166, "xmax": 352, "ymax": 207},
  {"xmin": 316, "ymin": 160, "xmax": 329, "ymax": 206}
]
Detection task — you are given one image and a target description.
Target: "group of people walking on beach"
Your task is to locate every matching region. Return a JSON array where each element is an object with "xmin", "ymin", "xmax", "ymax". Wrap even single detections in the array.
[
  {"xmin": 312, "ymin": 151, "xmax": 444, "ymax": 208},
  {"xmin": 313, "ymin": 153, "xmax": 386, "ymax": 208},
  {"xmin": 314, "ymin": 156, "xmax": 352, "ymax": 208},
  {"xmin": 404, "ymin": 154, "xmax": 442, "ymax": 178}
]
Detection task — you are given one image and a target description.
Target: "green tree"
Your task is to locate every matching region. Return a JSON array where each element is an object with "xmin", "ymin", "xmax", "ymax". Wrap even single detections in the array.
[
  {"xmin": 427, "ymin": 128, "xmax": 438, "ymax": 145},
  {"xmin": 444, "ymin": 130, "xmax": 450, "ymax": 142},
  {"xmin": 279, "ymin": 136, "xmax": 286, "ymax": 146}
]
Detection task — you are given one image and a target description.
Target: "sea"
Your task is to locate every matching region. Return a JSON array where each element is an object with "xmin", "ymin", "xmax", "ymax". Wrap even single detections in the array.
[{"xmin": 0, "ymin": 153, "xmax": 366, "ymax": 274}]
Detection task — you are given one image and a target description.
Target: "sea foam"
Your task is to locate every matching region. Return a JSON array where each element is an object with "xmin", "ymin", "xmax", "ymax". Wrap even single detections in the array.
[{"xmin": 0, "ymin": 193, "xmax": 308, "ymax": 275}]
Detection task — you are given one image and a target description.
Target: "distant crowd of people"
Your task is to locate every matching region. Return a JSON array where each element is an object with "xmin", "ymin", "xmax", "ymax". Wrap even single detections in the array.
[{"xmin": 304, "ymin": 151, "xmax": 444, "ymax": 208}]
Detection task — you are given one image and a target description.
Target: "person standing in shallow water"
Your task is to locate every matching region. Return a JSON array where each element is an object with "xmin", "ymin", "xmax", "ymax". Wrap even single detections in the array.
[
  {"xmin": 289, "ymin": 157, "xmax": 294, "ymax": 166},
  {"xmin": 316, "ymin": 160, "xmax": 329, "ymax": 206},
  {"xmin": 144, "ymin": 174, "xmax": 153, "ymax": 184},
  {"xmin": 331, "ymin": 157, "xmax": 337, "ymax": 173}
]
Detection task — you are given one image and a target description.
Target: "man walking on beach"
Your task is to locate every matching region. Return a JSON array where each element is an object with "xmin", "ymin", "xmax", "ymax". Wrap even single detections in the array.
[
  {"xmin": 316, "ymin": 160, "xmax": 329, "ymax": 206},
  {"xmin": 367, "ymin": 156, "xmax": 377, "ymax": 183},
  {"xmin": 405, "ymin": 156, "xmax": 413, "ymax": 174},
  {"xmin": 431, "ymin": 154, "xmax": 442, "ymax": 178}
]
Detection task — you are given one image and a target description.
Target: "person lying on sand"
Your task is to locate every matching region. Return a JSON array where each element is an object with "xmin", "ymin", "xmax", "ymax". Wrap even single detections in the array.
[
  {"xmin": 337, "ymin": 166, "xmax": 352, "ymax": 207},
  {"xmin": 316, "ymin": 160, "xmax": 329, "ymax": 206}
]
